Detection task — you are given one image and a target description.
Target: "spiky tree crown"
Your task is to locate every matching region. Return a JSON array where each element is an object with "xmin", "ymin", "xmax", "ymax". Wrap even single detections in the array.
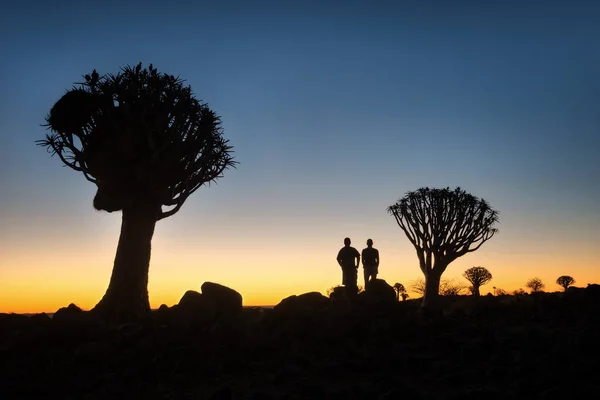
[
  {"xmin": 463, "ymin": 266, "xmax": 493, "ymax": 286},
  {"xmin": 37, "ymin": 63, "xmax": 236, "ymax": 219},
  {"xmin": 387, "ymin": 187, "xmax": 499, "ymax": 265}
]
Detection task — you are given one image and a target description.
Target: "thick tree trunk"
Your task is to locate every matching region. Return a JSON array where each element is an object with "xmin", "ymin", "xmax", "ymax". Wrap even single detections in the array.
[
  {"xmin": 91, "ymin": 200, "xmax": 158, "ymax": 323},
  {"xmin": 473, "ymin": 285, "xmax": 481, "ymax": 298},
  {"xmin": 421, "ymin": 271, "xmax": 441, "ymax": 309}
]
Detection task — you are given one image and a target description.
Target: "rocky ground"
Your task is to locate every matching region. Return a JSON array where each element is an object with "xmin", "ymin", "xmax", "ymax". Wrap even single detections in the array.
[{"xmin": 1, "ymin": 281, "xmax": 599, "ymax": 399}]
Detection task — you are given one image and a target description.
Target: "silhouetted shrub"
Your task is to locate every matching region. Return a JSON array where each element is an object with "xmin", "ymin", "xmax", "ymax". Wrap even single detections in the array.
[{"xmin": 526, "ymin": 278, "xmax": 545, "ymax": 293}]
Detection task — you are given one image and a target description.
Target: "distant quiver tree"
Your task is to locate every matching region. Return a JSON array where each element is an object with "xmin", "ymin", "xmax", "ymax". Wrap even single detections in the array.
[
  {"xmin": 556, "ymin": 275, "xmax": 575, "ymax": 292},
  {"xmin": 37, "ymin": 63, "xmax": 236, "ymax": 322},
  {"xmin": 463, "ymin": 266, "xmax": 493, "ymax": 298},
  {"xmin": 393, "ymin": 282, "xmax": 406, "ymax": 301},
  {"xmin": 387, "ymin": 187, "xmax": 499, "ymax": 308}
]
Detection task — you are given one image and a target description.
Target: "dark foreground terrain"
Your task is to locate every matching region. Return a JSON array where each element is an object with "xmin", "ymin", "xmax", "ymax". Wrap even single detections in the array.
[{"xmin": 1, "ymin": 283, "xmax": 599, "ymax": 399}]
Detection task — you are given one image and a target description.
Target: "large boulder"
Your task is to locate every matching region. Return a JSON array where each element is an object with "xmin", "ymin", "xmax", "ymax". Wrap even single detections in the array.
[
  {"xmin": 585, "ymin": 283, "xmax": 600, "ymax": 301},
  {"xmin": 52, "ymin": 303, "xmax": 83, "ymax": 322},
  {"xmin": 157, "ymin": 304, "xmax": 169, "ymax": 312},
  {"xmin": 0, "ymin": 313, "xmax": 33, "ymax": 332},
  {"xmin": 201, "ymin": 282, "xmax": 243, "ymax": 316},
  {"xmin": 272, "ymin": 292, "xmax": 330, "ymax": 317},
  {"xmin": 329, "ymin": 286, "xmax": 350, "ymax": 305},
  {"xmin": 171, "ymin": 290, "xmax": 217, "ymax": 328},
  {"xmin": 30, "ymin": 313, "xmax": 52, "ymax": 325},
  {"xmin": 179, "ymin": 290, "xmax": 205, "ymax": 308},
  {"xmin": 360, "ymin": 279, "xmax": 397, "ymax": 307}
]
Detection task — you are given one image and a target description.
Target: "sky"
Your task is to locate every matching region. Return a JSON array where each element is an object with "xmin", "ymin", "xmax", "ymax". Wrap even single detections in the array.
[{"xmin": 1, "ymin": 0, "xmax": 599, "ymax": 313}]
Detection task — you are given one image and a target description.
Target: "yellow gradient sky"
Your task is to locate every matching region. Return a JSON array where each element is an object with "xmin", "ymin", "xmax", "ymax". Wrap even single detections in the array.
[{"xmin": 1, "ymin": 182, "xmax": 598, "ymax": 313}]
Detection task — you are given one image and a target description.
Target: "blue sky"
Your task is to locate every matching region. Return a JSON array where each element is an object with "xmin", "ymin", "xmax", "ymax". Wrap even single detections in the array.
[{"xmin": 1, "ymin": 0, "xmax": 599, "ymax": 310}]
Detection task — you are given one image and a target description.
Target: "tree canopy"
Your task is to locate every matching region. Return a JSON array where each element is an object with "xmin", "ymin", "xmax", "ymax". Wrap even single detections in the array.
[
  {"xmin": 556, "ymin": 275, "xmax": 575, "ymax": 291},
  {"xmin": 387, "ymin": 187, "xmax": 499, "ymax": 275},
  {"xmin": 463, "ymin": 266, "xmax": 493, "ymax": 297},
  {"xmin": 37, "ymin": 63, "xmax": 236, "ymax": 220}
]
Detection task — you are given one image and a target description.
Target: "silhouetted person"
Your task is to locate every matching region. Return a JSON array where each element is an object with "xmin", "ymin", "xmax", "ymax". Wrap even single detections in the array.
[
  {"xmin": 337, "ymin": 237, "xmax": 360, "ymax": 296},
  {"xmin": 362, "ymin": 239, "xmax": 379, "ymax": 289}
]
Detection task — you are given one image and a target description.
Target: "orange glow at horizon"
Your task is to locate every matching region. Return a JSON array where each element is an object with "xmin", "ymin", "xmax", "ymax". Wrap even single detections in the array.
[
  {"xmin": 1, "ymin": 223, "xmax": 598, "ymax": 313},
  {"xmin": 2, "ymin": 188, "xmax": 599, "ymax": 314}
]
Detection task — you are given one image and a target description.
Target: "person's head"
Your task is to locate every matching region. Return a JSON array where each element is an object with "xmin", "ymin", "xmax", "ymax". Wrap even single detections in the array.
[
  {"xmin": 344, "ymin": 237, "xmax": 351, "ymax": 246},
  {"xmin": 367, "ymin": 239, "xmax": 373, "ymax": 247}
]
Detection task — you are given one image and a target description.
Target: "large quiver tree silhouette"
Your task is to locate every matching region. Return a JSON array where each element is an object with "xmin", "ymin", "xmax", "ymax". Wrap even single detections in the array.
[
  {"xmin": 387, "ymin": 187, "xmax": 499, "ymax": 309},
  {"xmin": 37, "ymin": 63, "xmax": 236, "ymax": 322}
]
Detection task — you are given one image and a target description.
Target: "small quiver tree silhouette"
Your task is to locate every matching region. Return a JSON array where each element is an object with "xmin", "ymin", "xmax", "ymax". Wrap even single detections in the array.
[
  {"xmin": 556, "ymin": 275, "xmax": 575, "ymax": 292},
  {"xmin": 393, "ymin": 283, "xmax": 406, "ymax": 301},
  {"xmin": 463, "ymin": 266, "xmax": 493, "ymax": 298},
  {"xmin": 37, "ymin": 63, "xmax": 236, "ymax": 323},
  {"xmin": 525, "ymin": 278, "xmax": 545, "ymax": 293},
  {"xmin": 387, "ymin": 187, "xmax": 499, "ymax": 309}
]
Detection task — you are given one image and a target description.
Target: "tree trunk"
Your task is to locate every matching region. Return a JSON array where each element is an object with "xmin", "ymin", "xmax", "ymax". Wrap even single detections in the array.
[
  {"xmin": 421, "ymin": 271, "xmax": 441, "ymax": 309},
  {"xmin": 91, "ymin": 200, "xmax": 158, "ymax": 323},
  {"xmin": 473, "ymin": 285, "xmax": 481, "ymax": 298}
]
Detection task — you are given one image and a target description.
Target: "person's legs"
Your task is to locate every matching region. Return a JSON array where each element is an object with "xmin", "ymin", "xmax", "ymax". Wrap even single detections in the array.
[
  {"xmin": 349, "ymin": 269, "xmax": 358, "ymax": 296},
  {"xmin": 364, "ymin": 268, "xmax": 370, "ymax": 290},
  {"xmin": 343, "ymin": 269, "xmax": 355, "ymax": 296}
]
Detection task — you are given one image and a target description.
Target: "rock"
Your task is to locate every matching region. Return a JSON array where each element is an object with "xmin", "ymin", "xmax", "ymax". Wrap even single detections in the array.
[
  {"xmin": 157, "ymin": 304, "xmax": 169, "ymax": 312},
  {"xmin": 30, "ymin": 313, "xmax": 51, "ymax": 324},
  {"xmin": 565, "ymin": 286, "xmax": 584, "ymax": 301},
  {"xmin": 272, "ymin": 292, "xmax": 330, "ymax": 317},
  {"xmin": 52, "ymin": 303, "xmax": 83, "ymax": 322},
  {"xmin": 201, "ymin": 282, "xmax": 243, "ymax": 316},
  {"xmin": 330, "ymin": 286, "xmax": 350, "ymax": 304},
  {"xmin": 0, "ymin": 313, "xmax": 33, "ymax": 332},
  {"xmin": 151, "ymin": 303, "xmax": 170, "ymax": 325},
  {"xmin": 566, "ymin": 286, "xmax": 584, "ymax": 294},
  {"xmin": 171, "ymin": 290, "xmax": 217, "ymax": 328},
  {"xmin": 585, "ymin": 283, "xmax": 600, "ymax": 301},
  {"xmin": 361, "ymin": 279, "xmax": 396, "ymax": 307},
  {"xmin": 179, "ymin": 290, "xmax": 204, "ymax": 308}
]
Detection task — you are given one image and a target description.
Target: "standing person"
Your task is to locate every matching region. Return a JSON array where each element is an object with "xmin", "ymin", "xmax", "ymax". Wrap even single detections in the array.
[
  {"xmin": 362, "ymin": 238, "xmax": 379, "ymax": 289},
  {"xmin": 336, "ymin": 237, "xmax": 360, "ymax": 295}
]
